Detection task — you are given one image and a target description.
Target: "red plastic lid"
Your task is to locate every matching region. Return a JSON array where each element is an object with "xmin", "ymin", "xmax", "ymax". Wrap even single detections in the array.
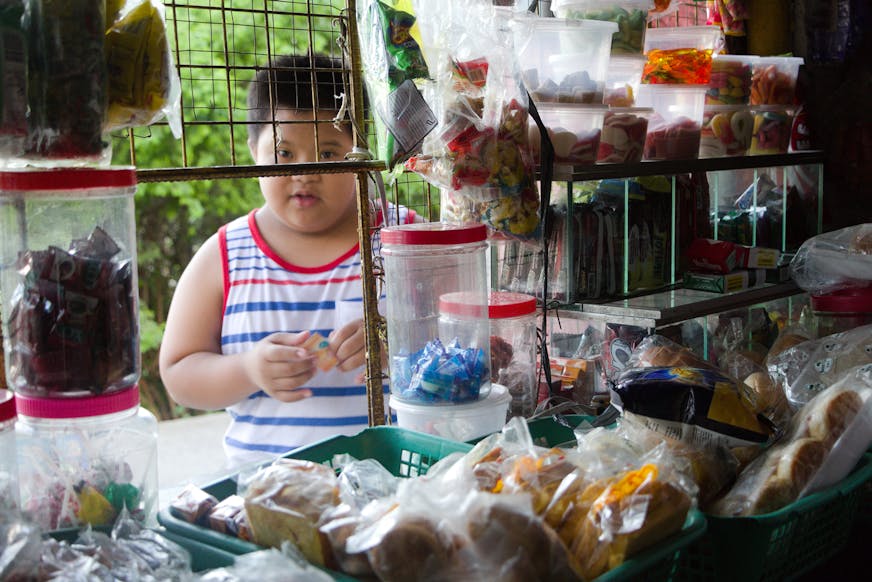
[
  {"xmin": 488, "ymin": 291, "xmax": 538, "ymax": 319},
  {"xmin": 438, "ymin": 291, "xmax": 489, "ymax": 318},
  {"xmin": 14, "ymin": 385, "xmax": 140, "ymax": 419},
  {"xmin": 811, "ymin": 288, "xmax": 872, "ymax": 314},
  {"xmin": 381, "ymin": 223, "xmax": 487, "ymax": 246},
  {"xmin": 0, "ymin": 390, "xmax": 15, "ymax": 422},
  {"xmin": 0, "ymin": 167, "xmax": 137, "ymax": 191}
]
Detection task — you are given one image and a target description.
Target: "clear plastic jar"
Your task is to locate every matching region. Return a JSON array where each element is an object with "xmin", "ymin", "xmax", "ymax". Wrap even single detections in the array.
[
  {"xmin": 487, "ymin": 292, "xmax": 538, "ymax": 418},
  {"xmin": 15, "ymin": 386, "xmax": 158, "ymax": 531},
  {"xmin": 0, "ymin": 167, "xmax": 140, "ymax": 398},
  {"xmin": 811, "ymin": 289, "xmax": 872, "ymax": 338},
  {"xmin": 0, "ymin": 390, "xmax": 18, "ymax": 511},
  {"xmin": 381, "ymin": 223, "xmax": 490, "ymax": 404}
]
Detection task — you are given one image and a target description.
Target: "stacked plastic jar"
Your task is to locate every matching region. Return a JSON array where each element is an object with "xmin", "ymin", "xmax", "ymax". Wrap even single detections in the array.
[
  {"xmin": 0, "ymin": 390, "xmax": 18, "ymax": 511},
  {"xmin": 381, "ymin": 223, "xmax": 491, "ymax": 404},
  {"xmin": 0, "ymin": 167, "xmax": 157, "ymax": 530}
]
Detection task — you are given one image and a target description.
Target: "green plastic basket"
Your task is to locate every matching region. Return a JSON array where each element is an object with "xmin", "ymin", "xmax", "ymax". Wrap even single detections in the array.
[
  {"xmin": 158, "ymin": 425, "xmax": 706, "ymax": 581},
  {"xmin": 673, "ymin": 453, "xmax": 872, "ymax": 582},
  {"xmin": 526, "ymin": 414, "xmax": 599, "ymax": 448}
]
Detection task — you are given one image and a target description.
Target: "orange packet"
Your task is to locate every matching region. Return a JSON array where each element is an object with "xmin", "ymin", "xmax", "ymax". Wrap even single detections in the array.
[{"xmin": 302, "ymin": 332, "xmax": 338, "ymax": 372}]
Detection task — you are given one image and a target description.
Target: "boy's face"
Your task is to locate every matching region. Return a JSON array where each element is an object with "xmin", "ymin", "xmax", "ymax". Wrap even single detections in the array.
[{"xmin": 249, "ymin": 108, "xmax": 357, "ymax": 237}]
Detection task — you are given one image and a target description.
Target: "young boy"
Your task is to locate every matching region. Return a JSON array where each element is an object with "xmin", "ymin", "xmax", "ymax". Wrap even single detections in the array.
[{"xmin": 159, "ymin": 54, "xmax": 416, "ymax": 467}]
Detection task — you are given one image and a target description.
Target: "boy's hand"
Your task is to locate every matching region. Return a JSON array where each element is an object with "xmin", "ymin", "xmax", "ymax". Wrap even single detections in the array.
[
  {"xmin": 243, "ymin": 332, "xmax": 316, "ymax": 402},
  {"xmin": 329, "ymin": 318, "xmax": 366, "ymax": 373}
]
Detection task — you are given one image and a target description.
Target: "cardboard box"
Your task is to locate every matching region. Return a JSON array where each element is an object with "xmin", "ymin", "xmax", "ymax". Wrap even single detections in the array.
[
  {"xmin": 735, "ymin": 244, "xmax": 781, "ymax": 269},
  {"xmin": 686, "ymin": 238, "xmax": 736, "ymax": 274},
  {"xmin": 683, "ymin": 269, "xmax": 767, "ymax": 293}
]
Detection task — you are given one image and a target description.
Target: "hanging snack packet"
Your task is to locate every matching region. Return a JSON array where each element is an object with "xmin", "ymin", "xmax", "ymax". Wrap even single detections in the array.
[{"xmin": 105, "ymin": 0, "xmax": 182, "ymax": 136}]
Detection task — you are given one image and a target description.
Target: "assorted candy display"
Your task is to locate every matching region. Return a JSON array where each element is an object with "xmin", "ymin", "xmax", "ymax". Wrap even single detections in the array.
[
  {"xmin": 706, "ymin": 56, "xmax": 754, "ymax": 105},
  {"xmin": 699, "ymin": 106, "xmax": 754, "ymax": 157},
  {"xmin": 554, "ymin": 0, "xmax": 650, "ymax": 55},
  {"xmin": 5, "ymin": 227, "xmax": 138, "ymax": 397},
  {"xmin": 390, "ymin": 338, "xmax": 489, "ymax": 404},
  {"xmin": 597, "ymin": 109, "xmax": 650, "ymax": 163},
  {"xmin": 642, "ymin": 48, "xmax": 714, "ymax": 85},
  {"xmin": 748, "ymin": 108, "xmax": 793, "ymax": 155},
  {"xmin": 643, "ymin": 115, "xmax": 702, "ymax": 160}
]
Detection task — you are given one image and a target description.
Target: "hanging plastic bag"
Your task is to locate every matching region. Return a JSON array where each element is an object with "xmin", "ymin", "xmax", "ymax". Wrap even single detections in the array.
[
  {"xmin": 105, "ymin": 0, "xmax": 182, "ymax": 137},
  {"xmin": 790, "ymin": 224, "xmax": 872, "ymax": 295}
]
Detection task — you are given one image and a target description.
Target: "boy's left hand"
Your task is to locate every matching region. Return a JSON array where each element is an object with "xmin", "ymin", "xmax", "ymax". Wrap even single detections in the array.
[{"xmin": 329, "ymin": 318, "xmax": 366, "ymax": 372}]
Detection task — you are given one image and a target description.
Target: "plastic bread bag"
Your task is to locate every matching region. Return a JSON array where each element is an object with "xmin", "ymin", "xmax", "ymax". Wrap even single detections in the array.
[
  {"xmin": 611, "ymin": 366, "xmax": 773, "ymax": 448},
  {"xmin": 767, "ymin": 322, "xmax": 872, "ymax": 409},
  {"xmin": 545, "ymin": 442, "xmax": 697, "ymax": 581},
  {"xmin": 198, "ymin": 547, "xmax": 334, "ymax": 581},
  {"xmin": 627, "ymin": 334, "xmax": 718, "ymax": 371},
  {"xmin": 710, "ymin": 369, "xmax": 872, "ymax": 516},
  {"xmin": 239, "ymin": 458, "xmax": 341, "ymax": 566},
  {"xmin": 344, "ymin": 458, "xmax": 579, "ymax": 581},
  {"xmin": 105, "ymin": 0, "xmax": 182, "ymax": 136},
  {"xmin": 355, "ymin": 0, "xmax": 433, "ymax": 168},
  {"xmin": 790, "ymin": 224, "xmax": 872, "ymax": 295},
  {"xmin": 765, "ymin": 322, "xmax": 816, "ymax": 365},
  {"xmin": 406, "ymin": 0, "xmax": 540, "ymax": 241}
]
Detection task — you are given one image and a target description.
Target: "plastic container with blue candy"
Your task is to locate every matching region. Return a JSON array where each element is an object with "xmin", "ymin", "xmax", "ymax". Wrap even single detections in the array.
[{"xmin": 381, "ymin": 223, "xmax": 491, "ymax": 404}]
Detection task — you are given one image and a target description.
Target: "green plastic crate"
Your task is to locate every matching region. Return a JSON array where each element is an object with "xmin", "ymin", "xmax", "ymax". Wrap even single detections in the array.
[
  {"xmin": 158, "ymin": 425, "xmax": 706, "ymax": 581},
  {"xmin": 527, "ymin": 414, "xmax": 599, "ymax": 448},
  {"xmin": 673, "ymin": 453, "xmax": 872, "ymax": 582}
]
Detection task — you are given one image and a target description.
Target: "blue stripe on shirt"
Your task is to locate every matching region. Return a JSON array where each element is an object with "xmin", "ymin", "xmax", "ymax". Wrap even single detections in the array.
[
  {"xmin": 248, "ymin": 385, "xmax": 389, "ymax": 399},
  {"xmin": 224, "ymin": 301, "xmax": 334, "ymax": 315},
  {"xmin": 223, "ymin": 435, "xmax": 296, "ymax": 454},
  {"xmin": 228, "ymin": 260, "xmax": 361, "ymax": 273},
  {"xmin": 228, "ymin": 411, "xmax": 370, "ymax": 426},
  {"xmin": 221, "ymin": 329, "xmax": 334, "ymax": 346}
]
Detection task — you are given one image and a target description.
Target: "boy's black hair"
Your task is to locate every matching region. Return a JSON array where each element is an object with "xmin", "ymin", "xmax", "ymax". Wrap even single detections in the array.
[{"xmin": 246, "ymin": 53, "xmax": 347, "ymax": 142}]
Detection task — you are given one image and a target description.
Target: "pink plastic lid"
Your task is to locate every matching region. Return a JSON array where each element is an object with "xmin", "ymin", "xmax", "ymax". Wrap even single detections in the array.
[
  {"xmin": 381, "ymin": 223, "xmax": 487, "ymax": 246},
  {"xmin": 0, "ymin": 167, "xmax": 137, "ymax": 191},
  {"xmin": 0, "ymin": 390, "xmax": 15, "ymax": 422},
  {"xmin": 438, "ymin": 291, "xmax": 488, "ymax": 318},
  {"xmin": 488, "ymin": 291, "xmax": 537, "ymax": 319},
  {"xmin": 812, "ymin": 288, "xmax": 872, "ymax": 314},
  {"xmin": 14, "ymin": 385, "xmax": 140, "ymax": 419}
]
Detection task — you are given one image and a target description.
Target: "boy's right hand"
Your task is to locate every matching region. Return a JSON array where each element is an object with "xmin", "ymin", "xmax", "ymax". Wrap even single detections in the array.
[{"xmin": 243, "ymin": 331, "xmax": 316, "ymax": 402}]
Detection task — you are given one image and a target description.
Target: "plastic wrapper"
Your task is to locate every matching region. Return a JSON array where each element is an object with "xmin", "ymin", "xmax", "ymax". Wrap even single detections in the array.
[
  {"xmin": 767, "ymin": 322, "xmax": 872, "ymax": 409},
  {"xmin": 627, "ymin": 334, "xmax": 718, "ymax": 372},
  {"xmin": 240, "ymin": 458, "xmax": 340, "ymax": 566},
  {"xmin": 105, "ymin": 0, "xmax": 182, "ymax": 136},
  {"xmin": 710, "ymin": 368, "xmax": 872, "ymax": 516},
  {"xmin": 6, "ymin": 227, "xmax": 139, "ymax": 397},
  {"xmin": 790, "ymin": 224, "xmax": 872, "ymax": 295},
  {"xmin": 406, "ymin": 0, "xmax": 539, "ymax": 241},
  {"xmin": 611, "ymin": 366, "xmax": 772, "ymax": 448},
  {"xmin": 356, "ymin": 0, "xmax": 432, "ymax": 167},
  {"xmin": 169, "ymin": 484, "xmax": 218, "ymax": 526},
  {"xmin": 198, "ymin": 546, "xmax": 334, "ymax": 582},
  {"xmin": 0, "ymin": 508, "xmax": 194, "ymax": 580},
  {"xmin": 206, "ymin": 495, "xmax": 245, "ymax": 535}
]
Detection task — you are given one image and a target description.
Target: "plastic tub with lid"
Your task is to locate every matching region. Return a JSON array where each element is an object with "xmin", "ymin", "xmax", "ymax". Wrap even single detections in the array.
[
  {"xmin": 598, "ymin": 106, "xmax": 653, "ymax": 163},
  {"xmin": 389, "ymin": 383, "xmax": 511, "ymax": 442},
  {"xmin": 748, "ymin": 106, "xmax": 794, "ymax": 155},
  {"xmin": 642, "ymin": 26, "xmax": 725, "ymax": 85},
  {"xmin": 553, "ymin": 0, "xmax": 651, "ymax": 54},
  {"xmin": 381, "ymin": 223, "xmax": 490, "ymax": 404},
  {"xmin": 0, "ymin": 168, "xmax": 140, "ymax": 398},
  {"xmin": 15, "ymin": 386, "xmax": 158, "ymax": 531},
  {"xmin": 531, "ymin": 103, "xmax": 607, "ymax": 166},
  {"xmin": 750, "ymin": 56, "xmax": 804, "ymax": 105},
  {"xmin": 604, "ymin": 54, "xmax": 647, "ymax": 106},
  {"xmin": 636, "ymin": 84, "xmax": 707, "ymax": 160},
  {"xmin": 707, "ymin": 54, "xmax": 758, "ymax": 105},
  {"xmin": 699, "ymin": 105, "xmax": 754, "ymax": 158},
  {"xmin": 513, "ymin": 17, "xmax": 618, "ymax": 104}
]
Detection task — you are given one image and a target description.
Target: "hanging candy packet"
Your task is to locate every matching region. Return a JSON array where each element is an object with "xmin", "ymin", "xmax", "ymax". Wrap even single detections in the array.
[{"xmin": 405, "ymin": 0, "xmax": 540, "ymax": 242}]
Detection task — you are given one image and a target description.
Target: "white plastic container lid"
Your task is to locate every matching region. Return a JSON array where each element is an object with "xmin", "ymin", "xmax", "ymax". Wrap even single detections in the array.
[
  {"xmin": 513, "ymin": 16, "xmax": 619, "ymax": 35},
  {"xmin": 643, "ymin": 25, "xmax": 724, "ymax": 53}
]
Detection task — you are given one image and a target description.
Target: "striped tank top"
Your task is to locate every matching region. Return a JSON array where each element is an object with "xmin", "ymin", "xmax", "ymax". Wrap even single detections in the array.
[{"xmin": 219, "ymin": 207, "xmax": 413, "ymax": 467}]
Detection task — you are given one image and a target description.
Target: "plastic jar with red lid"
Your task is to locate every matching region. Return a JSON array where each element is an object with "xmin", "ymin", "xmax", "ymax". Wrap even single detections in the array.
[
  {"xmin": 0, "ymin": 167, "xmax": 140, "ymax": 398},
  {"xmin": 0, "ymin": 390, "xmax": 18, "ymax": 510},
  {"xmin": 487, "ymin": 292, "xmax": 539, "ymax": 418},
  {"xmin": 381, "ymin": 223, "xmax": 490, "ymax": 404},
  {"xmin": 811, "ymin": 288, "xmax": 872, "ymax": 337},
  {"xmin": 14, "ymin": 386, "xmax": 158, "ymax": 531}
]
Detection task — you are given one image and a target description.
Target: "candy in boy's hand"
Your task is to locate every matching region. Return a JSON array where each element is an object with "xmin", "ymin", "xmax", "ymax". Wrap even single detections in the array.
[{"xmin": 302, "ymin": 332, "xmax": 338, "ymax": 372}]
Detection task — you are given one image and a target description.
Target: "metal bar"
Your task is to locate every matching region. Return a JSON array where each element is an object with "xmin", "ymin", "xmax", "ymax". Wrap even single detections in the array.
[
  {"xmin": 167, "ymin": 2, "xmax": 324, "ymax": 18},
  {"xmin": 169, "ymin": 1, "xmax": 189, "ymax": 166},
  {"xmin": 135, "ymin": 160, "xmax": 386, "ymax": 183},
  {"xmin": 219, "ymin": 0, "xmax": 238, "ymax": 164}
]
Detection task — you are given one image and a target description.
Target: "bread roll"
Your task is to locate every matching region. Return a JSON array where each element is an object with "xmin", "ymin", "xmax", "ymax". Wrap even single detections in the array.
[
  {"xmin": 796, "ymin": 388, "xmax": 863, "ymax": 446},
  {"xmin": 366, "ymin": 515, "xmax": 462, "ymax": 582}
]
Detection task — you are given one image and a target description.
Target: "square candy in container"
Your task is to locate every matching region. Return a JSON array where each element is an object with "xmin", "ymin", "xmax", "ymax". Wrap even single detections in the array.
[
  {"xmin": 636, "ymin": 84, "xmax": 706, "ymax": 160},
  {"xmin": 597, "ymin": 107, "xmax": 653, "ymax": 164},
  {"xmin": 699, "ymin": 105, "xmax": 754, "ymax": 158},
  {"xmin": 530, "ymin": 103, "xmax": 607, "ymax": 166},
  {"xmin": 513, "ymin": 16, "xmax": 617, "ymax": 104}
]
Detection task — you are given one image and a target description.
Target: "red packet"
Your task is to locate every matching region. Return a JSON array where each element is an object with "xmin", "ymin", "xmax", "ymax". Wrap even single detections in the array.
[{"xmin": 302, "ymin": 332, "xmax": 338, "ymax": 372}]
